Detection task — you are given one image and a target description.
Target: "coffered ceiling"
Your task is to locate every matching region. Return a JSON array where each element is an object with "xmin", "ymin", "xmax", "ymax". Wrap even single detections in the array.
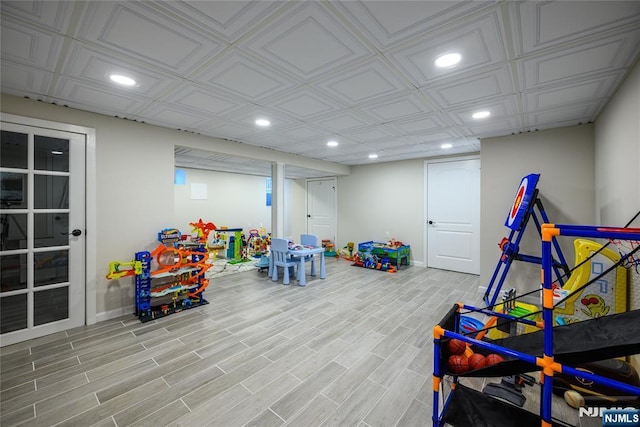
[{"xmin": 2, "ymin": 1, "xmax": 639, "ymax": 177}]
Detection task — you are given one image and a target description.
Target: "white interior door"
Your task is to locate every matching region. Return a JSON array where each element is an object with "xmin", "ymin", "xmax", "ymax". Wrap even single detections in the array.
[
  {"xmin": 426, "ymin": 158, "xmax": 480, "ymax": 274},
  {"xmin": 306, "ymin": 178, "xmax": 336, "ymax": 243},
  {"xmin": 1, "ymin": 123, "xmax": 85, "ymax": 346}
]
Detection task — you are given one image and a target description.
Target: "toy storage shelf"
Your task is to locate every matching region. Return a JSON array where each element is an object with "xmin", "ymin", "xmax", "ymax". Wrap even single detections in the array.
[
  {"xmin": 134, "ymin": 246, "xmax": 209, "ymax": 323},
  {"xmin": 358, "ymin": 241, "xmax": 410, "ymax": 269}
]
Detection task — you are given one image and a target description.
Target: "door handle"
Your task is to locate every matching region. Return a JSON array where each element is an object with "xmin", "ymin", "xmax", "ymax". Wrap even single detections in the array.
[
  {"xmin": 428, "ymin": 220, "xmax": 434, "ymax": 225},
  {"xmin": 68, "ymin": 229, "xmax": 82, "ymax": 236},
  {"xmin": 307, "ymin": 215, "xmax": 311, "ymax": 218}
]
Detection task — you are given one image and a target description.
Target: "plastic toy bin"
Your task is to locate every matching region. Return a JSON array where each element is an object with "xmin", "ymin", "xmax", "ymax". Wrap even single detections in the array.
[{"xmin": 358, "ymin": 241, "xmax": 410, "ymax": 269}]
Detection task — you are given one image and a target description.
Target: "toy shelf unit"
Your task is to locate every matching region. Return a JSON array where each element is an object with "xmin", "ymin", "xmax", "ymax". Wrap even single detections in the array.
[
  {"xmin": 432, "ymin": 224, "xmax": 640, "ymax": 427},
  {"xmin": 358, "ymin": 241, "xmax": 410, "ymax": 270},
  {"xmin": 107, "ymin": 228, "xmax": 211, "ymax": 323},
  {"xmin": 134, "ymin": 242, "xmax": 209, "ymax": 322}
]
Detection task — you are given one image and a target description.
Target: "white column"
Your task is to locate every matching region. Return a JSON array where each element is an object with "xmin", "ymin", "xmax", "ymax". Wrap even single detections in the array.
[{"xmin": 271, "ymin": 162, "xmax": 285, "ymax": 238}]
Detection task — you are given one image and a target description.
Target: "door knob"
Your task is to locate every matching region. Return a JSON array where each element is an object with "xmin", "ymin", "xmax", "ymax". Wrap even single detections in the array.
[
  {"xmin": 69, "ymin": 229, "xmax": 82, "ymax": 236},
  {"xmin": 428, "ymin": 220, "xmax": 434, "ymax": 225}
]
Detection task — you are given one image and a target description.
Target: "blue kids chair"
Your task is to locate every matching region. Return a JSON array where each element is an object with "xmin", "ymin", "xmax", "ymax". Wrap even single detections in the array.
[
  {"xmin": 270, "ymin": 238, "xmax": 297, "ymax": 285},
  {"xmin": 292, "ymin": 234, "xmax": 319, "ymax": 279}
]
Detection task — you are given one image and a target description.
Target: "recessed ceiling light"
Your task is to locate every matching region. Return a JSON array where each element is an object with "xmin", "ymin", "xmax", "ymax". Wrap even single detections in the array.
[
  {"xmin": 368, "ymin": 154, "xmax": 378, "ymax": 159},
  {"xmin": 472, "ymin": 110, "xmax": 491, "ymax": 119},
  {"xmin": 435, "ymin": 52, "xmax": 462, "ymax": 68},
  {"xmin": 255, "ymin": 119, "xmax": 271, "ymax": 127},
  {"xmin": 327, "ymin": 140, "xmax": 339, "ymax": 147},
  {"xmin": 109, "ymin": 74, "xmax": 137, "ymax": 86},
  {"xmin": 441, "ymin": 143, "xmax": 453, "ymax": 149}
]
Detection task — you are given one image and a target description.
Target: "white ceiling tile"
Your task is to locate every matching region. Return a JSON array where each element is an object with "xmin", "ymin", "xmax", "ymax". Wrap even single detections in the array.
[
  {"xmin": 520, "ymin": 31, "xmax": 640, "ymax": 89},
  {"xmin": 387, "ymin": 115, "xmax": 447, "ymax": 135},
  {"xmin": 335, "ymin": 1, "xmax": 495, "ymax": 49},
  {"xmin": 387, "ymin": 9, "xmax": 507, "ymax": 87},
  {"xmin": 512, "ymin": 1, "xmax": 640, "ymax": 55},
  {"xmin": 270, "ymin": 88, "xmax": 341, "ymax": 120},
  {"xmin": 165, "ymin": 86, "xmax": 244, "ymax": 117},
  {"xmin": 309, "ymin": 136, "xmax": 361, "ymax": 149},
  {"xmin": 55, "ymin": 77, "xmax": 148, "ymax": 114},
  {"xmin": 359, "ymin": 136, "xmax": 419, "ymax": 150},
  {"xmin": 422, "ymin": 65, "xmax": 514, "ymax": 108},
  {"xmin": 61, "ymin": 43, "xmax": 179, "ymax": 97},
  {"xmin": 523, "ymin": 75, "xmax": 620, "ymax": 111},
  {"xmin": 292, "ymin": 142, "xmax": 337, "ymax": 156},
  {"xmin": 200, "ymin": 121, "xmax": 255, "ymax": 140},
  {"xmin": 152, "ymin": 1, "xmax": 287, "ymax": 42},
  {"xmin": 1, "ymin": 0, "xmax": 639, "ymax": 172},
  {"xmin": 382, "ymin": 143, "xmax": 437, "ymax": 156},
  {"xmin": 0, "ymin": 19, "xmax": 64, "ymax": 69},
  {"xmin": 527, "ymin": 104, "xmax": 598, "ymax": 128},
  {"xmin": 315, "ymin": 110, "xmax": 372, "ymax": 132},
  {"xmin": 137, "ymin": 105, "xmax": 213, "ymax": 129},
  {"xmin": 315, "ymin": 59, "xmax": 410, "ymax": 105},
  {"xmin": 175, "ymin": 151, "xmax": 273, "ymax": 176},
  {"xmin": 195, "ymin": 52, "xmax": 296, "ymax": 101},
  {"xmin": 240, "ymin": 131, "xmax": 294, "ymax": 147},
  {"xmin": 277, "ymin": 123, "xmax": 327, "ymax": 141},
  {"xmin": 0, "ymin": 61, "xmax": 52, "ymax": 95},
  {"xmin": 447, "ymin": 96, "xmax": 520, "ymax": 125},
  {"xmin": 343, "ymin": 125, "xmax": 397, "ymax": 143},
  {"xmin": 465, "ymin": 117, "xmax": 522, "ymax": 138},
  {"xmin": 76, "ymin": 2, "xmax": 225, "ymax": 74},
  {"xmin": 359, "ymin": 93, "xmax": 432, "ymax": 122},
  {"xmin": 407, "ymin": 129, "xmax": 465, "ymax": 144},
  {"xmin": 1, "ymin": 1, "xmax": 74, "ymax": 33},
  {"xmin": 228, "ymin": 106, "xmax": 296, "ymax": 130},
  {"xmin": 239, "ymin": 2, "xmax": 372, "ymax": 80}
]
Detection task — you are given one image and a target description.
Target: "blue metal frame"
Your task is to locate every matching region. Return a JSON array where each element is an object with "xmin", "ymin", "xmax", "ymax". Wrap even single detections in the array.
[
  {"xmin": 433, "ymin": 224, "xmax": 640, "ymax": 426},
  {"xmin": 484, "ymin": 191, "xmax": 570, "ymax": 308}
]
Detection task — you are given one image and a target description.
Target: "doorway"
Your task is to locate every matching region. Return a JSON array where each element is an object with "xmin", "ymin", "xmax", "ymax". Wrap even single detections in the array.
[
  {"xmin": 306, "ymin": 178, "xmax": 336, "ymax": 244},
  {"xmin": 425, "ymin": 157, "xmax": 480, "ymax": 274},
  {"xmin": 1, "ymin": 119, "xmax": 89, "ymax": 346}
]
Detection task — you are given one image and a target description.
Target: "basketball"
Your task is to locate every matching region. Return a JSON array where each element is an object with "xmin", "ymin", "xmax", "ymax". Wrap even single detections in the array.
[
  {"xmin": 468, "ymin": 353, "xmax": 486, "ymax": 371},
  {"xmin": 447, "ymin": 339, "xmax": 467, "ymax": 355},
  {"xmin": 564, "ymin": 390, "xmax": 584, "ymax": 409},
  {"xmin": 448, "ymin": 354, "xmax": 469, "ymax": 374},
  {"xmin": 485, "ymin": 353, "xmax": 504, "ymax": 366}
]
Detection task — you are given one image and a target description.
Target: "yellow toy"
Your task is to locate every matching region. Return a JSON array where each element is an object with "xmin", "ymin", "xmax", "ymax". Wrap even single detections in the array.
[
  {"xmin": 553, "ymin": 239, "xmax": 627, "ymax": 325},
  {"xmin": 106, "ymin": 260, "xmax": 142, "ymax": 280}
]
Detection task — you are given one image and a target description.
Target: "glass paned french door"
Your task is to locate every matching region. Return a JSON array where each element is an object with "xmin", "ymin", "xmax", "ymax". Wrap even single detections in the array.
[{"xmin": 0, "ymin": 123, "xmax": 85, "ymax": 346}]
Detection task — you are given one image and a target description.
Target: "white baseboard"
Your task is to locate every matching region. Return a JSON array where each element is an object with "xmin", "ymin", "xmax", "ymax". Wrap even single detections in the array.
[
  {"xmin": 95, "ymin": 307, "xmax": 133, "ymax": 323},
  {"xmin": 410, "ymin": 260, "xmax": 425, "ymax": 268}
]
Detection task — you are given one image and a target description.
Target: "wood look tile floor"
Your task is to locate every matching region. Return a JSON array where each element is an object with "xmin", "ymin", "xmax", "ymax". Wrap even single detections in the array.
[{"xmin": 1, "ymin": 260, "xmax": 587, "ymax": 426}]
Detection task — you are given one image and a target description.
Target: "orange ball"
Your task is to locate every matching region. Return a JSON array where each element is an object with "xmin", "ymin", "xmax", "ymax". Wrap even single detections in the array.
[
  {"xmin": 447, "ymin": 339, "xmax": 467, "ymax": 355},
  {"xmin": 468, "ymin": 353, "xmax": 487, "ymax": 371},
  {"xmin": 448, "ymin": 354, "xmax": 469, "ymax": 374},
  {"xmin": 486, "ymin": 353, "xmax": 505, "ymax": 366}
]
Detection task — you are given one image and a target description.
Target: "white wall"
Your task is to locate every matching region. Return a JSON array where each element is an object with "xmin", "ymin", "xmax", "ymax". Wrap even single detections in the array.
[
  {"xmin": 480, "ymin": 125, "xmax": 595, "ymax": 297},
  {"xmin": 594, "ymin": 60, "xmax": 640, "ymax": 369},
  {"xmin": 594, "ymin": 61, "xmax": 640, "ymax": 228},
  {"xmin": 337, "ymin": 159, "xmax": 425, "ymax": 264},
  {"xmin": 174, "ymin": 168, "xmax": 271, "ymax": 234}
]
